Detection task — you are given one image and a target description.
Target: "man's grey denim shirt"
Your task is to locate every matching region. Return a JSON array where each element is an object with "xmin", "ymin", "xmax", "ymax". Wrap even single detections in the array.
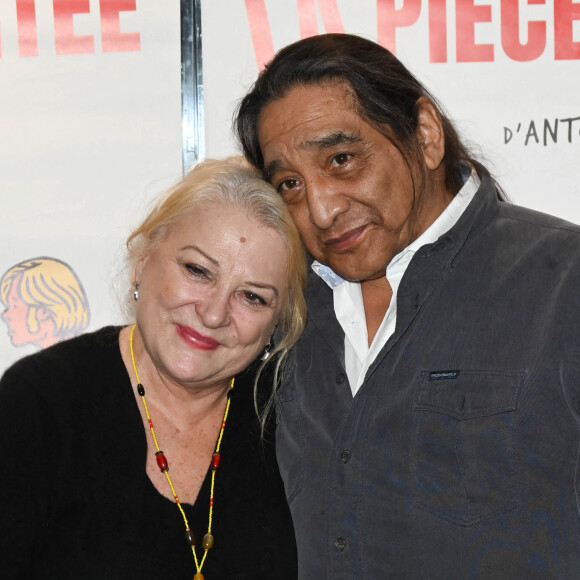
[{"xmin": 276, "ymin": 169, "xmax": 580, "ymax": 579}]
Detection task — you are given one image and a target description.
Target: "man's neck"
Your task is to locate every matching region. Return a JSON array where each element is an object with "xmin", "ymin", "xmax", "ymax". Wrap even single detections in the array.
[{"xmin": 361, "ymin": 277, "xmax": 393, "ymax": 345}]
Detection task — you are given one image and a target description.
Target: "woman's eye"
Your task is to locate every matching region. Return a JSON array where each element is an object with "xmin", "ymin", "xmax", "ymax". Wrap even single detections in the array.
[
  {"xmin": 185, "ymin": 264, "xmax": 209, "ymax": 278},
  {"xmin": 330, "ymin": 153, "xmax": 351, "ymax": 167},
  {"xmin": 243, "ymin": 291, "xmax": 267, "ymax": 306}
]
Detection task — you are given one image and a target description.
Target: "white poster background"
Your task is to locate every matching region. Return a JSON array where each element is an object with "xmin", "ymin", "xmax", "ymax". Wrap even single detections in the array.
[
  {"xmin": 1, "ymin": 1, "xmax": 578, "ymax": 372},
  {"xmin": 0, "ymin": 1, "xmax": 183, "ymax": 371},
  {"xmin": 202, "ymin": 0, "xmax": 579, "ymax": 220}
]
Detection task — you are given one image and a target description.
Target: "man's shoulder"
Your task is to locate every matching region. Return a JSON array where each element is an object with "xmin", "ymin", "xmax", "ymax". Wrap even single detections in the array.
[
  {"xmin": 479, "ymin": 201, "xmax": 580, "ymax": 275},
  {"xmin": 497, "ymin": 201, "xmax": 580, "ymax": 237}
]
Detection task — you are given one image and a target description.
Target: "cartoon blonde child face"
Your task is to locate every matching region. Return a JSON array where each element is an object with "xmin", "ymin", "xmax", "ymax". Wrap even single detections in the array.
[
  {"xmin": 0, "ymin": 258, "xmax": 90, "ymax": 350},
  {"xmin": 1, "ymin": 274, "xmax": 56, "ymax": 347}
]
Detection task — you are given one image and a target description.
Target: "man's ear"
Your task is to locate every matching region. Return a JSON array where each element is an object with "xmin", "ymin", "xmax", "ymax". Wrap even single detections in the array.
[{"xmin": 416, "ymin": 97, "xmax": 445, "ymax": 171}]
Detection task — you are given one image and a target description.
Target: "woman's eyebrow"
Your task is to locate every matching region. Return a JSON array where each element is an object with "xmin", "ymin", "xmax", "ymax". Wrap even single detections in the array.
[
  {"xmin": 179, "ymin": 245, "xmax": 218, "ymax": 266},
  {"xmin": 246, "ymin": 281, "xmax": 279, "ymax": 298}
]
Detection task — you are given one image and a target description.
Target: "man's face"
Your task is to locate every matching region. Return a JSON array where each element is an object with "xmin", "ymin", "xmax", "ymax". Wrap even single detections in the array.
[{"xmin": 257, "ymin": 82, "xmax": 448, "ymax": 282}]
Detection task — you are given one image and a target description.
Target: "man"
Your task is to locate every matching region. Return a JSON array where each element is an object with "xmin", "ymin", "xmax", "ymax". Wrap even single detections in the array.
[{"xmin": 236, "ymin": 34, "xmax": 580, "ymax": 578}]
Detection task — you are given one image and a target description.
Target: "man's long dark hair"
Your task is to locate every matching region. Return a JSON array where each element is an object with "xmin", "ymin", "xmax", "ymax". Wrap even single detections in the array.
[{"xmin": 236, "ymin": 33, "xmax": 496, "ymax": 196}]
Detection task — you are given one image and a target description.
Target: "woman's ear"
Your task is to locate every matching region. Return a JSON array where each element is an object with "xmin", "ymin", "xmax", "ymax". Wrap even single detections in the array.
[
  {"xmin": 132, "ymin": 255, "xmax": 147, "ymax": 287},
  {"xmin": 416, "ymin": 97, "xmax": 445, "ymax": 171}
]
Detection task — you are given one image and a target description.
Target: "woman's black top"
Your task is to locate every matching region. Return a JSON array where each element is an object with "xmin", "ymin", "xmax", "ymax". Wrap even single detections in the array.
[{"xmin": 0, "ymin": 326, "xmax": 297, "ymax": 579}]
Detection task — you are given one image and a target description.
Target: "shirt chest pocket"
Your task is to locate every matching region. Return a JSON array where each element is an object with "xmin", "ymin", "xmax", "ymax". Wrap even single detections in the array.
[{"xmin": 411, "ymin": 370, "xmax": 524, "ymax": 527}]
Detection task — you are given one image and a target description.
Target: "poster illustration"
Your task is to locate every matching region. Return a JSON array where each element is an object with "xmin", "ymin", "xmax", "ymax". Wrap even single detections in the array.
[
  {"xmin": 0, "ymin": 1, "xmax": 183, "ymax": 371},
  {"xmin": 1, "ymin": 257, "xmax": 89, "ymax": 350}
]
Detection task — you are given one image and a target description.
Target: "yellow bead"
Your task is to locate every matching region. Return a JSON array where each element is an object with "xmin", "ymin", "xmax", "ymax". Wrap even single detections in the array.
[{"xmin": 202, "ymin": 533, "xmax": 214, "ymax": 550}]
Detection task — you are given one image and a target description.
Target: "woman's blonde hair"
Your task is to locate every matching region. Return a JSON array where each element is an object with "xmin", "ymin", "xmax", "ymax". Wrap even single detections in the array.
[{"xmin": 126, "ymin": 156, "xmax": 307, "ymax": 424}]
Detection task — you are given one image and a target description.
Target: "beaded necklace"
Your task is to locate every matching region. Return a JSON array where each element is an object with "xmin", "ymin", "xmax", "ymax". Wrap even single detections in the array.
[{"xmin": 129, "ymin": 324, "xmax": 234, "ymax": 580}]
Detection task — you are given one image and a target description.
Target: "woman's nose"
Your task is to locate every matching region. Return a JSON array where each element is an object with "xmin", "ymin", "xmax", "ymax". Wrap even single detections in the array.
[{"xmin": 195, "ymin": 292, "xmax": 231, "ymax": 329}]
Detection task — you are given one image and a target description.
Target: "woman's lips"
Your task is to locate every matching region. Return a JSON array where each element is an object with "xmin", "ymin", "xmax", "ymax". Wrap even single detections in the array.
[
  {"xmin": 326, "ymin": 225, "xmax": 367, "ymax": 252},
  {"xmin": 176, "ymin": 324, "xmax": 220, "ymax": 351}
]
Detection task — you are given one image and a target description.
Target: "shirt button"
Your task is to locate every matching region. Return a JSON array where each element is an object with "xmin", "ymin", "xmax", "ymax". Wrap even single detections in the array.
[
  {"xmin": 340, "ymin": 449, "xmax": 351, "ymax": 463},
  {"xmin": 335, "ymin": 537, "xmax": 347, "ymax": 551},
  {"xmin": 336, "ymin": 373, "xmax": 346, "ymax": 384}
]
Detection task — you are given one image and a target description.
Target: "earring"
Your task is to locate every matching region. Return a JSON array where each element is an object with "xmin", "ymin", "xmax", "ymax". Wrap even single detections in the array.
[
  {"xmin": 133, "ymin": 284, "xmax": 139, "ymax": 301},
  {"xmin": 261, "ymin": 341, "xmax": 272, "ymax": 362}
]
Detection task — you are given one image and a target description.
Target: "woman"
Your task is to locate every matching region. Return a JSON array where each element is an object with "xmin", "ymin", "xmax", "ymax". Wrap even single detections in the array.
[{"xmin": 0, "ymin": 157, "xmax": 307, "ymax": 579}]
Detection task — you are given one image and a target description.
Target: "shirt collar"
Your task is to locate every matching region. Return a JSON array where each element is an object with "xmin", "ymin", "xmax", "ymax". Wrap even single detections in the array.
[{"xmin": 312, "ymin": 165, "xmax": 480, "ymax": 289}]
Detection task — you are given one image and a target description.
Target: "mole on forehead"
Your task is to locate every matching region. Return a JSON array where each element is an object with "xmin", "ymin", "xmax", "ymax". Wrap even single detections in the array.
[{"xmin": 240, "ymin": 237, "xmax": 246, "ymax": 243}]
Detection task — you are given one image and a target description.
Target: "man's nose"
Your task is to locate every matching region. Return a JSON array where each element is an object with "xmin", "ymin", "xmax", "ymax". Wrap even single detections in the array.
[
  {"xmin": 196, "ymin": 291, "xmax": 231, "ymax": 329},
  {"xmin": 305, "ymin": 175, "xmax": 349, "ymax": 229}
]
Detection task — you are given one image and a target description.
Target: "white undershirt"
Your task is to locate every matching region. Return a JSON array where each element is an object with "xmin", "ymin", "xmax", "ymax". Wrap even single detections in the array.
[{"xmin": 312, "ymin": 168, "xmax": 480, "ymax": 396}]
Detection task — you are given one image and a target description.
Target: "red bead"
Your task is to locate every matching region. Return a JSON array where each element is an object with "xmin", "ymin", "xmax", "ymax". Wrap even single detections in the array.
[
  {"xmin": 211, "ymin": 453, "xmax": 221, "ymax": 471},
  {"xmin": 155, "ymin": 451, "xmax": 168, "ymax": 472}
]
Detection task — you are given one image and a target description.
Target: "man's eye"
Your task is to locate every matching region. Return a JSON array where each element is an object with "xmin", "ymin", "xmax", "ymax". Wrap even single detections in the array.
[
  {"xmin": 330, "ymin": 153, "xmax": 351, "ymax": 167},
  {"xmin": 277, "ymin": 178, "xmax": 300, "ymax": 193}
]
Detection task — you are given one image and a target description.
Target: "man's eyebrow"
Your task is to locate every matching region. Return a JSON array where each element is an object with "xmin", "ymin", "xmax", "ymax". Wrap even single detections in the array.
[
  {"xmin": 302, "ymin": 130, "xmax": 362, "ymax": 149},
  {"xmin": 262, "ymin": 131, "xmax": 362, "ymax": 182},
  {"xmin": 263, "ymin": 161, "xmax": 280, "ymax": 183}
]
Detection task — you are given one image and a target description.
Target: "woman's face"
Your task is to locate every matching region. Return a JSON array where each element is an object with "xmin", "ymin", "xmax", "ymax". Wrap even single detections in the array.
[{"xmin": 134, "ymin": 203, "xmax": 289, "ymax": 390}]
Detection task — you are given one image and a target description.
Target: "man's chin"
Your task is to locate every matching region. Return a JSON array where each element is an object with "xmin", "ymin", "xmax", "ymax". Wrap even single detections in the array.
[{"xmin": 328, "ymin": 261, "xmax": 384, "ymax": 283}]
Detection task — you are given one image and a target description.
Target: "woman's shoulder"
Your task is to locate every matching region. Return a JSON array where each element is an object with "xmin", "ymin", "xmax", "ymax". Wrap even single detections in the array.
[
  {"xmin": 6, "ymin": 325, "xmax": 120, "ymax": 370},
  {"xmin": 0, "ymin": 326, "xmax": 124, "ymax": 400}
]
